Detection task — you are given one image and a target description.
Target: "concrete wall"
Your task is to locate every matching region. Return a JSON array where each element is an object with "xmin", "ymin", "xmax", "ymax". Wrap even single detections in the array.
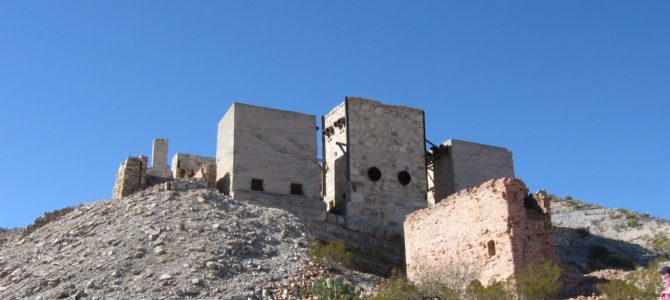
[
  {"xmin": 429, "ymin": 139, "xmax": 514, "ymax": 205},
  {"xmin": 112, "ymin": 155, "xmax": 148, "ymax": 200},
  {"xmin": 330, "ymin": 97, "xmax": 427, "ymax": 230},
  {"xmin": 216, "ymin": 105, "xmax": 235, "ymax": 196},
  {"xmin": 172, "ymin": 153, "xmax": 216, "ymax": 179},
  {"xmin": 216, "ymin": 103, "xmax": 321, "ymax": 200},
  {"xmin": 405, "ymin": 178, "xmax": 555, "ymax": 286}
]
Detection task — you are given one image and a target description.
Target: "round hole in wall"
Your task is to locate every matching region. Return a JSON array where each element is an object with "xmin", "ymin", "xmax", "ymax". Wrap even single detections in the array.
[
  {"xmin": 398, "ymin": 171, "xmax": 411, "ymax": 185},
  {"xmin": 367, "ymin": 167, "xmax": 382, "ymax": 182}
]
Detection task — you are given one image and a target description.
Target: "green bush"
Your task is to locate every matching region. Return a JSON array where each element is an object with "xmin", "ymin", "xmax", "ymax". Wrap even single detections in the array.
[
  {"xmin": 627, "ymin": 218, "xmax": 641, "ymax": 228},
  {"xmin": 651, "ymin": 233, "xmax": 670, "ymax": 254},
  {"xmin": 514, "ymin": 261, "xmax": 562, "ymax": 300},
  {"xmin": 305, "ymin": 278, "xmax": 360, "ymax": 300},
  {"xmin": 596, "ymin": 280, "xmax": 643, "ymax": 300},
  {"xmin": 597, "ymin": 260, "xmax": 664, "ymax": 299},
  {"xmin": 307, "ymin": 240, "xmax": 353, "ymax": 270},
  {"xmin": 466, "ymin": 280, "xmax": 514, "ymax": 300},
  {"xmin": 368, "ymin": 270, "xmax": 422, "ymax": 300}
]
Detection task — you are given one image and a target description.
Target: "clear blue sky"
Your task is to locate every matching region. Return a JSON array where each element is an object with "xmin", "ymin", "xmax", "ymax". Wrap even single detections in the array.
[{"xmin": 1, "ymin": 1, "xmax": 668, "ymax": 227}]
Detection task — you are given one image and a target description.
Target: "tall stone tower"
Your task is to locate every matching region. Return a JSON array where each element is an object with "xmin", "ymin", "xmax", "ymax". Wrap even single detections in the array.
[
  {"xmin": 322, "ymin": 97, "xmax": 428, "ymax": 232},
  {"xmin": 147, "ymin": 138, "xmax": 173, "ymax": 179}
]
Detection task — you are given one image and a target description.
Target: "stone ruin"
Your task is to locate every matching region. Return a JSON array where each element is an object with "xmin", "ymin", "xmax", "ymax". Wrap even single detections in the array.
[
  {"xmin": 405, "ymin": 178, "xmax": 556, "ymax": 286},
  {"xmin": 111, "ymin": 96, "xmax": 556, "ymax": 282}
]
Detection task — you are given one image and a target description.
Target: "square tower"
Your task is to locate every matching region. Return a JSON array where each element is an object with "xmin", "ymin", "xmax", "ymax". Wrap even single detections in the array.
[
  {"xmin": 216, "ymin": 103, "xmax": 321, "ymax": 200},
  {"xmin": 322, "ymin": 97, "xmax": 428, "ymax": 230}
]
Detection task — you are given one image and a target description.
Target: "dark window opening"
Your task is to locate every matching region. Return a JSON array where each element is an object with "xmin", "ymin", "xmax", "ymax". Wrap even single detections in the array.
[
  {"xmin": 367, "ymin": 167, "xmax": 382, "ymax": 182},
  {"xmin": 290, "ymin": 183, "xmax": 303, "ymax": 195},
  {"xmin": 251, "ymin": 178, "xmax": 264, "ymax": 191},
  {"xmin": 179, "ymin": 169, "xmax": 186, "ymax": 178},
  {"xmin": 487, "ymin": 240, "xmax": 496, "ymax": 257},
  {"xmin": 398, "ymin": 171, "xmax": 411, "ymax": 185}
]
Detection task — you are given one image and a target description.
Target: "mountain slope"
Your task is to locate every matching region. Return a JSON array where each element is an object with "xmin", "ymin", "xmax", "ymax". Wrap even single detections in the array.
[{"xmin": 0, "ymin": 189, "xmax": 312, "ymax": 299}]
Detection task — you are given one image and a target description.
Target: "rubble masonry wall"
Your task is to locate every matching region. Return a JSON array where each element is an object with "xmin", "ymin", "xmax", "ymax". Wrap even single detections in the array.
[{"xmin": 405, "ymin": 178, "xmax": 555, "ymax": 286}]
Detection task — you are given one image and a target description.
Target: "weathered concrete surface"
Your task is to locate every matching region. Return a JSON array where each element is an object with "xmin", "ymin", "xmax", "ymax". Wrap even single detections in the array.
[
  {"xmin": 428, "ymin": 139, "xmax": 514, "ymax": 205},
  {"xmin": 323, "ymin": 97, "xmax": 427, "ymax": 231},
  {"xmin": 216, "ymin": 103, "xmax": 321, "ymax": 200},
  {"xmin": 112, "ymin": 155, "xmax": 147, "ymax": 200},
  {"xmin": 147, "ymin": 138, "xmax": 173, "ymax": 178},
  {"xmin": 405, "ymin": 178, "xmax": 556, "ymax": 286}
]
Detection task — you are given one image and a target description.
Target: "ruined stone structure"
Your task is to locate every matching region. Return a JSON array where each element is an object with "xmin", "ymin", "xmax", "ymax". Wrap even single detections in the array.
[
  {"xmin": 323, "ymin": 97, "xmax": 427, "ymax": 230},
  {"xmin": 147, "ymin": 138, "xmax": 173, "ymax": 179},
  {"xmin": 428, "ymin": 139, "xmax": 514, "ymax": 205},
  {"xmin": 112, "ymin": 155, "xmax": 147, "ymax": 200},
  {"xmin": 216, "ymin": 103, "xmax": 321, "ymax": 201},
  {"xmin": 111, "ymin": 97, "xmax": 531, "ymax": 277},
  {"xmin": 172, "ymin": 153, "xmax": 215, "ymax": 180},
  {"xmin": 404, "ymin": 178, "xmax": 556, "ymax": 286}
]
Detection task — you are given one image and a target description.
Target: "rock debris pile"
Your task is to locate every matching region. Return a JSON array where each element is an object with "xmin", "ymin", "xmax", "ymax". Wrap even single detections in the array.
[{"xmin": 0, "ymin": 189, "xmax": 316, "ymax": 299}]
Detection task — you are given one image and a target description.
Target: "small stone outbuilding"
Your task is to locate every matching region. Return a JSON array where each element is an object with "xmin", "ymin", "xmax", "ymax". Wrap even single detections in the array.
[{"xmin": 405, "ymin": 178, "xmax": 556, "ymax": 286}]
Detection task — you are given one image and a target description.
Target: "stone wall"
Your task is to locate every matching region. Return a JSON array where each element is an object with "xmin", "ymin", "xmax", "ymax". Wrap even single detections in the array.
[
  {"xmin": 428, "ymin": 139, "xmax": 514, "ymax": 205},
  {"xmin": 216, "ymin": 105, "xmax": 235, "ymax": 196},
  {"xmin": 216, "ymin": 103, "xmax": 321, "ymax": 201},
  {"xmin": 112, "ymin": 155, "xmax": 148, "ymax": 200},
  {"xmin": 172, "ymin": 153, "xmax": 216, "ymax": 179},
  {"xmin": 147, "ymin": 138, "xmax": 173, "ymax": 178},
  {"xmin": 322, "ymin": 101, "xmax": 348, "ymax": 211},
  {"xmin": 404, "ymin": 178, "xmax": 555, "ymax": 286},
  {"xmin": 324, "ymin": 97, "xmax": 427, "ymax": 231}
]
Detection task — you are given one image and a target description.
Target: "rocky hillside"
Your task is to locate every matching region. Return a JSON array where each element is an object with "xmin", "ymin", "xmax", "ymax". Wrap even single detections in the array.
[
  {"xmin": 0, "ymin": 189, "xmax": 357, "ymax": 299},
  {"xmin": 551, "ymin": 196, "xmax": 669, "ymax": 274}
]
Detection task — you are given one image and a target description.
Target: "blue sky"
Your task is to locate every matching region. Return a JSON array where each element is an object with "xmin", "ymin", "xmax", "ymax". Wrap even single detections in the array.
[{"xmin": 0, "ymin": 1, "xmax": 668, "ymax": 227}]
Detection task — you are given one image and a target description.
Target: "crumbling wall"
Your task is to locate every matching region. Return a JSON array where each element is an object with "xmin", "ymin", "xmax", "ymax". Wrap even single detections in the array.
[
  {"xmin": 112, "ymin": 155, "xmax": 148, "ymax": 200},
  {"xmin": 404, "ymin": 178, "xmax": 555, "ymax": 286},
  {"xmin": 147, "ymin": 138, "xmax": 173, "ymax": 179},
  {"xmin": 193, "ymin": 163, "xmax": 217, "ymax": 188},
  {"xmin": 428, "ymin": 139, "xmax": 514, "ymax": 205},
  {"xmin": 172, "ymin": 153, "xmax": 216, "ymax": 180}
]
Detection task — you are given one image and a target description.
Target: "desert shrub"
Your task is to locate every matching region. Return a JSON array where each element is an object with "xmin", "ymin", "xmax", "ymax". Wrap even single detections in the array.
[
  {"xmin": 627, "ymin": 260, "xmax": 664, "ymax": 296},
  {"xmin": 627, "ymin": 217, "xmax": 641, "ymax": 228},
  {"xmin": 465, "ymin": 280, "xmax": 514, "ymax": 300},
  {"xmin": 414, "ymin": 262, "xmax": 479, "ymax": 295},
  {"xmin": 651, "ymin": 233, "xmax": 670, "ymax": 254},
  {"xmin": 307, "ymin": 240, "xmax": 352, "ymax": 270},
  {"xmin": 305, "ymin": 278, "xmax": 360, "ymax": 300},
  {"xmin": 597, "ymin": 260, "xmax": 664, "ymax": 299},
  {"xmin": 576, "ymin": 227, "xmax": 591, "ymax": 237},
  {"xmin": 368, "ymin": 270, "xmax": 420, "ymax": 300},
  {"xmin": 596, "ymin": 280, "xmax": 643, "ymax": 300},
  {"xmin": 514, "ymin": 261, "xmax": 562, "ymax": 300}
]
